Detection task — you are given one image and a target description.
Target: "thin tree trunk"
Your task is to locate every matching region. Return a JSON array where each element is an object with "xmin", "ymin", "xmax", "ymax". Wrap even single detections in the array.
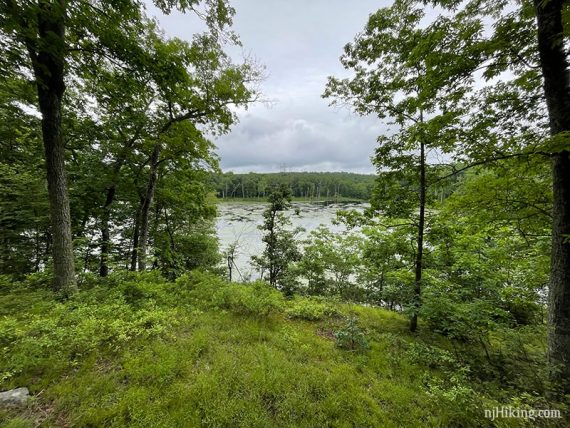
[
  {"xmin": 138, "ymin": 144, "xmax": 161, "ymax": 271},
  {"xmin": 163, "ymin": 206, "xmax": 176, "ymax": 255},
  {"xmin": 25, "ymin": 0, "xmax": 76, "ymax": 294},
  {"xmin": 130, "ymin": 200, "xmax": 142, "ymax": 271},
  {"xmin": 410, "ymin": 139, "xmax": 426, "ymax": 333},
  {"xmin": 268, "ymin": 210, "xmax": 277, "ymax": 287},
  {"xmin": 99, "ymin": 189, "xmax": 114, "ymax": 277},
  {"xmin": 534, "ymin": 0, "xmax": 570, "ymax": 394},
  {"xmin": 34, "ymin": 226, "xmax": 42, "ymax": 272}
]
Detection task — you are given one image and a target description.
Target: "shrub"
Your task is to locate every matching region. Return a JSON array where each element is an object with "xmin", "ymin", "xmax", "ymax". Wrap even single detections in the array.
[
  {"xmin": 20, "ymin": 271, "xmax": 53, "ymax": 289},
  {"xmin": 420, "ymin": 296, "xmax": 509, "ymax": 341},
  {"xmin": 214, "ymin": 281, "xmax": 285, "ymax": 317},
  {"xmin": 175, "ymin": 270, "xmax": 226, "ymax": 304},
  {"xmin": 405, "ymin": 341, "xmax": 463, "ymax": 371},
  {"xmin": 334, "ymin": 316, "xmax": 368, "ymax": 351},
  {"xmin": 286, "ymin": 298, "xmax": 340, "ymax": 321},
  {"xmin": 421, "ymin": 371, "xmax": 486, "ymax": 427},
  {"xmin": 0, "ymin": 279, "xmax": 179, "ymax": 387},
  {"xmin": 179, "ymin": 273, "xmax": 285, "ymax": 317}
]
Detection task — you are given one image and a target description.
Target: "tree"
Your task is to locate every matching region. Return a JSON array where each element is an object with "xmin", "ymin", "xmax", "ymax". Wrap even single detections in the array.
[
  {"xmin": 407, "ymin": 0, "xmax": 570, "ymax": 395},
  {"xmin": 1, "ymin": 0, "xmax": 260, "ymax": 286},
  {"xmin": 358, "ymin": 221, "xmax": 417, "ymax": 310},
  {"xmin": 213, "ymin": 172, "xmax": 376, "ymax": 201},
  {"xmin": 324, "ymin": 0, "xmax": 482, "ymax": 331},
  {"xmin": 0, "ymin": 81, "xmax": 50, "ymax": 275},
  {"xmin": 252, "ymin": 185, "xmax": 302, "ymax": 292},
  {"xmin": 1, "ymin": 0, "xmax": 154, "ymax": 291},
  {"xmin": 3, "ymin": 0, "xmax": 78, "ymax": 293},
  {"xmin": 297, "ymin": 226, "xmax": 362, "ymax": 299},
  {"xmin": 129, "ymin": 31, "xmax": 260, "ymax": 271},
  {"xmin": 532, "ymin": 0, "xmax": 570, "ymax": 394}
]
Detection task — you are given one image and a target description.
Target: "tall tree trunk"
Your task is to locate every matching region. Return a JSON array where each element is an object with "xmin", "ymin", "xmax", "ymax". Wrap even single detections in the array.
[
  {"xmin": 137, "ymin": 144, "xmax": 161, "ymax": 271},
  {"xmin": 130, "ymin": 200, "xmax": 142, "ymax": 271},
  {"xmin": 534, "ymin": 0, "xmax": 570, "ymax": 394},
  {"xmin": 25, "ymin": 0, "xmax": 76, "ymax": 293},
  {"xmin": 410, "ymin": 139, "xmax": 426, "ymax": 333}
]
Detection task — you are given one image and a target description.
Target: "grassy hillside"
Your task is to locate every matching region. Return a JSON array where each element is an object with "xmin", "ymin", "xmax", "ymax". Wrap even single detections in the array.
[{"xmin": 0, "ymin": 273, "xmax": 565, "ymax": 427}]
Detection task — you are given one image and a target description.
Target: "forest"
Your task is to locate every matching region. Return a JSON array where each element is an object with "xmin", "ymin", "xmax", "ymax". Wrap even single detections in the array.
[
  {"xmin": 212, "ymin": 172, "xmax": 376, "ymax": 200},
  {"xmin": 0, "ymin": 0, "xmax": 569, "ymax": 426}
]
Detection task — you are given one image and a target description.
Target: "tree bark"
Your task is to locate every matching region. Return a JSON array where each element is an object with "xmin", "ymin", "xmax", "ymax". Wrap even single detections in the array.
[
  {"xmin": 534, "ymin": 0, "xmax": 570, "ymax": 394},
  {"xmin": 410, "ymin": 139, "xmax": 426, "ymax": 333},
  {"xmin": 26, "ymin": 0, "xmax": 77, "ymax": 293},
  {"xmin": 137, "ymin": 144, "xmax": 161, "ymax": 271}
]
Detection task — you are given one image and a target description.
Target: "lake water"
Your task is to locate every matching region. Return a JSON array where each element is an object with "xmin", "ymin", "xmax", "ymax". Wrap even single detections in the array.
[{"xmin": 215, "ymin": 202, "xmax": 367, "ymax": 280}]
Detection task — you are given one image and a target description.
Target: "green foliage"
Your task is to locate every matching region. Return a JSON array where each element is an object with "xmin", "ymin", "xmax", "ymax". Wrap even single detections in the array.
[
  {"xmin": 420, "ymin": 296, "xmax": 505, "ymax": 342},
  {"xmin": 357, "ymin": 222, "xmax": 416, "ymax": 309},
  {"xmin": 0, "ymin": 0, "xmax": 261, "ymax": 282},
  {"xmin": 0, "ymin": 94, "xmax": 49, "ymax": 276},
  {"xmin": 0, "ymin": 274, "xmax": 568, "ymax": 427},
  {"xmin": 252, "ymin": 186, "xmax": 303, "ymax": 291},
  {"xmin": 0, "ymin": 0, "xmax": 567, "ymax": 422},
  {"xmin": 296, "ymin": 226, "xmax": 362, "ymax": 300},
  {"xmin": 405, "ymin": 341, "xmax": 463, "ymax": 371},
  {"xmin": 323, "ymin": 0, "xmax": 488, "ymax": 331},
  {"xmin": 214, "ymin": 171, "xmax": 375, "ymax": 200},
  {"xmin": 153, "ymin": 218, "xmax": 222, "ymax": 280},
  {"xmin": 175, "ymin": 270, "xmax": 227, "ymax": 302},
  {"xmin": 285, "ymin": 297, "xmax": 341, "ymax": 321},
  {"xmin": 176, "ymin": 272, "xmax": 284, "ymax": 317},
  {"xmin": 334, "ymin": 316, "xmax": 369, "ymax": 351},
  {"xmin": 214, "ymin": 281, "xmax": 285, "ymax": 317},
  {"xmin": 0, "ymin": 273, "xmax": 179, "ymax": 390}
]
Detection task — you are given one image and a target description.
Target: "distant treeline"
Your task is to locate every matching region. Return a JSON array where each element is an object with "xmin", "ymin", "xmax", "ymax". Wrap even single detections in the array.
[{"xmin": 212, "ymin": 172, "xmax": 376, "ymax": 200}]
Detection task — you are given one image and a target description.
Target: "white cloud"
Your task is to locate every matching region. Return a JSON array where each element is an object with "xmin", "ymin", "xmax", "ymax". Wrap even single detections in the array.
[{"xmin": 147, "ymin": 0, "xmax": 391, "ymax": 172}]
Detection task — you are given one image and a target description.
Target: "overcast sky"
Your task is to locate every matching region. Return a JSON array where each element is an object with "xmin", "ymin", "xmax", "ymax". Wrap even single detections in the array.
[{"xmin": 149, "ymin": 0, "xmax": 391, "ymax": 173}]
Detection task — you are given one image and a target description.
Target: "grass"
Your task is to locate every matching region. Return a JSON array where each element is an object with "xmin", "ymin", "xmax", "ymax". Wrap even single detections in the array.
[{"xmin": 0, "ymin": 272, "xmax": 567, "ymax": 427}]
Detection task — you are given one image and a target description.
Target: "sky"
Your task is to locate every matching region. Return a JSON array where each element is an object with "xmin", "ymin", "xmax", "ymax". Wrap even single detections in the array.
[{"xmin": 147, "ymin": 0, "xmax": 391, "ymax": 173}]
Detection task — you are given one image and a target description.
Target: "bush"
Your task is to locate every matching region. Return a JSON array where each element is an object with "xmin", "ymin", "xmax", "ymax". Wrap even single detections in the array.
[
  {"xmin": 117, "ymin": 280, "xmax": 172, "ymax": 307},
  {"xmin": 420, "ymin": 296, "xmax": 509, "ymax": 341},
  {"xmin": 214, "ymin": 281, "xmax": 285, "ymax": 317},
  {"xmin": 334, "ymin": 316, "xmax": 368, "ymax": 351},
  {"xmin": 177, "ymin": 272, "xmax": 285, "ymax": 317},
  {"xmin": 421, "ymin": 371, "xmax": 486, "ymax": 427},
  {"xmin": 174, "ymin": 270, "xmax": 224, "ymax": 298},
  {"xmin": 404, "ymin": 341, "xmax": 463, "ymax": 372},
  {"xmin": 19, "ymin": 271, "xmax": 53, "ymax": 289},
  {"xmin": 286, "ymin": 298, "xmax": 340, "ymax": 321},
  {"xmin": 0, "ymin": 278, "xmax": 180, "ymax": 388}
]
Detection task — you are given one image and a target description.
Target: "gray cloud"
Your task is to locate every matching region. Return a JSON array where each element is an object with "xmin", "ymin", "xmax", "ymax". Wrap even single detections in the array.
[{"xmin": 148, "ymin": 0, "xmax": 391, "ymax": 173}]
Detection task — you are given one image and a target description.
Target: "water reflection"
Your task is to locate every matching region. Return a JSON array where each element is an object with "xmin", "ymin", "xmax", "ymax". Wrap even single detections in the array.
[{"xmin": 216, "ymin": 202, "xmax": 367, "ymax": 280}]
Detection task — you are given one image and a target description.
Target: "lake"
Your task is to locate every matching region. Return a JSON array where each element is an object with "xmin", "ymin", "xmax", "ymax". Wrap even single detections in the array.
[{"xmin": 215, "ymin": 201, "xmax": 367, "ymax": 280}]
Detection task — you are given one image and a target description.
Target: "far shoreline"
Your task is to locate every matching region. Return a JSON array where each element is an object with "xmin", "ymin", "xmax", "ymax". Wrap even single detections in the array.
[{"xmin": 215, "ymin": 196, "xmax": 368, "ymax": 204}]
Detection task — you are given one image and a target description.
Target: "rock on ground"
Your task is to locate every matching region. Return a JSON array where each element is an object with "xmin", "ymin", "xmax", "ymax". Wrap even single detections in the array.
[{"xmin": 0, "ymin": 387, "xmax": 29, "ymax": 408}]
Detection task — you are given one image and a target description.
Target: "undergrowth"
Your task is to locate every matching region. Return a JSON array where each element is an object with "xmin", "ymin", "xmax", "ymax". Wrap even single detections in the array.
[{"xmin": 0, "ymin": 272, "xmax": 567, "ymax": 427}]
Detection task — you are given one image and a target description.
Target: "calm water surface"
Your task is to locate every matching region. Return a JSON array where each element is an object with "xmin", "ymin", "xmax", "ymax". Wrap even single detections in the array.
[{"xmin": 215, "ymin": 202, "xmax": 367, "ymax": 280}]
